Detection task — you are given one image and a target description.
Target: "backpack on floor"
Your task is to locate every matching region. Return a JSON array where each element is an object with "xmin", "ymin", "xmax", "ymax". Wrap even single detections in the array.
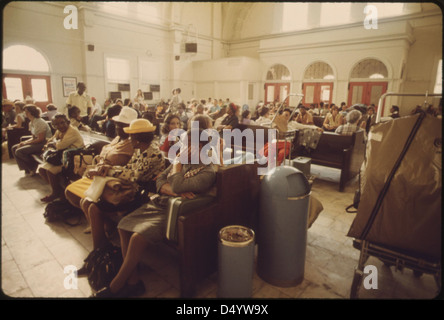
[{"xmin": 43, "ymin": 199, "xmax": 84, "ymax": 226}]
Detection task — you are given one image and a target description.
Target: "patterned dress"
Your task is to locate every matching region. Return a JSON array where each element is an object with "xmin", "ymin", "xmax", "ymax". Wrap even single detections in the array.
[{"xmin": 95, "ymin": 143, "xmax": 165, "ymax": 213}]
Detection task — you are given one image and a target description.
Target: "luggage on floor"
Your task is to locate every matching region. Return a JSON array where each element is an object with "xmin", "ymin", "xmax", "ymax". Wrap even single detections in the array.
[{"xmin": 347, "ymin": 112, "xmax": 442, "ymax": 260}]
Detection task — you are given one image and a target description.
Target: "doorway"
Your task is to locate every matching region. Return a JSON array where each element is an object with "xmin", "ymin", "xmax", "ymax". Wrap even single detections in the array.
[
  {"xmin": 264, "ymin": 83, "xmax": 290, "ymax": 105},
  {"xmin": 2, "ymin": 74, "xmax": 52, "ymax": 111},
  {"xmin": 302, "ymin": 82, "xmax": 333, "ymax": 107},
  {"xmin": 348, "ymin": 81, "xmax": 388, "ymax": 113}
]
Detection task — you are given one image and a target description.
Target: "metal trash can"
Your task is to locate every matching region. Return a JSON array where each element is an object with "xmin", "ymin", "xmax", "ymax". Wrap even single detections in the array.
[
  {"xmin": 218, "ymin": 225, "xmax": 255, "ymax": 298},
  {"xmin": 257, "ymin": 166, "xmax": 311, "ymax": 287}
]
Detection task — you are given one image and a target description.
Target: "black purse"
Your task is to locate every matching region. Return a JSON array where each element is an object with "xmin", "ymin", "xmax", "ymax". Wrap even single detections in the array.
[
  {"xmin": 84, "ymin": 244, "xmax": 123, "ymax": 291},
  {"xmin": 42, "ymin": 148, "xmax": 65, "ymax": 166}
]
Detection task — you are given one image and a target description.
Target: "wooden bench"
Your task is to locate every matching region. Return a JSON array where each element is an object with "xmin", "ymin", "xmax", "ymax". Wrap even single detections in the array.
[
  {"xmin": 171, "ymin": 163, "xmax": 260, "ymax": 297},
  {"xmin": 313, "ymin": 116, "xmax": 325, "ymax": 128},
  {"xmin": 308, "ymin": 130, "xmax": 365, "ymax": 191}
]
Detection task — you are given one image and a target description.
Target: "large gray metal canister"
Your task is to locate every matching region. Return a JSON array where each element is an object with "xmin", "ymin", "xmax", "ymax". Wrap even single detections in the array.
[
  {"xmin": 218, "ymin": 225, "xmax": 255, "ymax": 298},
  {"xmin": 257, "ymin": 165, "xmax": 311, "ymax": 287}
]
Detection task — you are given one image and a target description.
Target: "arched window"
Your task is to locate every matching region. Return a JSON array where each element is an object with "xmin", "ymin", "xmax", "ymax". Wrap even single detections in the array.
[
  {"xmin": 266, "ymin": 64, "xmax": 291, "ymax": 81},
  {"xmin": 351, "ymin": 58, "xmax": 388, "ymax": 79},
  {"xmin": 348, "ymin": 59, "xmax": 389, "ymax": 109},
  {"xmin": 302, "ymin": 62, "xmax": 334, "ymax": 107},
  {"xmin": 304, "ymin": 61, "xmax": 334, "ymax": 80},
  {"xmin": 2, "ymin": 45, "xmax": 52, "ymax": 110},
  {"xmin": 3, "ymin": 45, "xmax": 49, "ymax": 72}
]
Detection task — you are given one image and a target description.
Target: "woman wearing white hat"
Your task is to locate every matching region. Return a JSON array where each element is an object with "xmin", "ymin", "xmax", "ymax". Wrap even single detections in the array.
[{"xmin": 65, "ymin": 106, "xmax": 138, "ymax": 231}]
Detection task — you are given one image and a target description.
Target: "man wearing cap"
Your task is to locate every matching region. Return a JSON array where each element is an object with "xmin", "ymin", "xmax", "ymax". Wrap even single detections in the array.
[{"xmin": 66, "ymin": 82, "xmax": 93, "ymax": 124}]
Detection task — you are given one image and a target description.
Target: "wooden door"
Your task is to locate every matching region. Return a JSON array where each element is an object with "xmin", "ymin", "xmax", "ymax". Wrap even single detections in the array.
[
  {"xmin": 3, "ymin": 74, "xmax": 52, "ymax": 111},
  {"xmin": 302, "ymin": 82, "xmax": 333, "ymax": 107},
  {"xmin": 348, "ymin": 81, "xmax": 388, "ymax": 113},
  {"xmin": 264, "ymin": 83, "xmax": 290, "ymax": 105}
]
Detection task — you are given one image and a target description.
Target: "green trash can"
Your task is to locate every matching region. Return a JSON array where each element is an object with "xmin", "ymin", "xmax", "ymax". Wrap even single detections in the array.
[{"xmin": 218, "ymin": 225, "xmax": 255, "ymax": 298}]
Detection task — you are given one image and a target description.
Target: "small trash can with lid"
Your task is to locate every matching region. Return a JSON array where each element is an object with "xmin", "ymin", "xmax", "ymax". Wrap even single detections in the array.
[
  {"xmin": 218, "ymin": 225, "xmax": 255, "ymax": 298},
  {"xmin": 257, "ymin": 165, "xmax": 311, "ymax": 287}
]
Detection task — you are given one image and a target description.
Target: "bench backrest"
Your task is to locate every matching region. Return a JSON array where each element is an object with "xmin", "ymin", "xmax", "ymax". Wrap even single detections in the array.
[
  {"xmin": 313, "ymin": 116, "xmax": 325, "ymax": 128},
  {"xmin": 315, "ymin": 131, "xmax": 358, "ymax": 152}
]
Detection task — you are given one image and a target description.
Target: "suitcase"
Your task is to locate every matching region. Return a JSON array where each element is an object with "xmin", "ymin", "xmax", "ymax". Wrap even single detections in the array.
[
  {"xmin": 291, "ymin": 156, "xmax": 311, "ymax": 177},
  {"xmin": 166, "ymin": 195, "xmax": 216, "ymax": 242}
]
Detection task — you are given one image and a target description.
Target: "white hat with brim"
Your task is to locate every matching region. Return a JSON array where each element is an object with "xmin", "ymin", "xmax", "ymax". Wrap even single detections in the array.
[
  {"xmin": 112, "ymin": 106, "xmax": 138, "ymax": 124},
  {"xmin": 123, "ymin": 118, "xmax": 156, "ymax": 133}
]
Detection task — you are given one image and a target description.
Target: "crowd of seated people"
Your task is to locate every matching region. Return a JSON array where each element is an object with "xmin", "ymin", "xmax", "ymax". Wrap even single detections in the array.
[{"xmin": 3, "ymin": 87, "xmax": 442, "ymax": 298}]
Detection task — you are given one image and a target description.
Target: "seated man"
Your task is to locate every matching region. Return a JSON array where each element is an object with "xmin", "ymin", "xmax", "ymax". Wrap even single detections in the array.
[
  {"xmin": 295, "ymin": 106, "xmax": 314, "ymax": 125},
  {"xmin": 335, "ymin": 109, "xmax": 363, "ymax": 136}
]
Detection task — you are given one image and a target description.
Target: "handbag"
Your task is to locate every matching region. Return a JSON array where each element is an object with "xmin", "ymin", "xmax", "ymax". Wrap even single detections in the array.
[
  {"xmin": 42, "ymin": 148, "xmax": 64, "ymax": 166},
  {"xmin": 84, "ymin": 244, "xmax": 123, "ymax": 291},
  {"xmin": 62, "ymin": 145, "xmax": 98, "ymax": 180},
  {"xmin": 101, "ymin": 179, "xmax": 138, "ymax": 206}
]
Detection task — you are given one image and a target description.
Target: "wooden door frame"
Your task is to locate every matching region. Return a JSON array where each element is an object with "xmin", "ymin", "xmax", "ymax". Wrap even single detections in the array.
[
  {"xmin": 3, "ymin": 73, "xmax": 52, "ymax": 111},
  {"xmin": 264, "ymin": 82, "xmax": 290, "ymax": 105},
  {"xmin": 302, "ymin": 82, "xmax": 333, "ymax": 107},
  {"xmin": 348, "ymin": 81, "xmax": 388, "ymax": 113}
]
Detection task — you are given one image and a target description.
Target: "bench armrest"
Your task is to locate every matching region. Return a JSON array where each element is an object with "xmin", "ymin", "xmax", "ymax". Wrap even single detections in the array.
[{"xmin": 165, "ymin": 195, "xmax": 216, "ymax": 242}]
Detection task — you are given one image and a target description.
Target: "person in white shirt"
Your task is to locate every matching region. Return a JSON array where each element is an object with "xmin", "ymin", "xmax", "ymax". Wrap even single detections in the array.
[
  {"xmin": 89, "ymin": 97, "xmax": 103, "ymax": 119},
  {"xmin": 66, "ymin": 82, "xmax": 93, "ymax": 124}
]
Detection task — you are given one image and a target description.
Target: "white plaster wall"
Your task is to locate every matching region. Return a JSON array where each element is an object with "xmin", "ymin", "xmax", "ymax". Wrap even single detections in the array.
[
  {"xmin": 3, "ymin": 2, "xmax": 85, "ymax": 113},
  {"xmin": 3, "ymin": 2, "xmax": 441, "ymax": 115},
  {"xmin": 193, "ymin": 57, "xmax": 261, "ymax": 104}
]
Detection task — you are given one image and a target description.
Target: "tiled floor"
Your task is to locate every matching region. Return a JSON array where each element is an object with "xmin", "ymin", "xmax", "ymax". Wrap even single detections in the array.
[{"xmin": 1, "ymin": 158, "xmax": 440, "ymax": 300}]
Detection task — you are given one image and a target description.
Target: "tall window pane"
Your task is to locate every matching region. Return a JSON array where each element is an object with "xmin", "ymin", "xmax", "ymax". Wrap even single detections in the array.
[
  {"xmin": 31, "ymin": 79, "xmax": 48, "ymax": 101},
  {"xmin": 106, "ymin": 58, "xmax": 130, "ymax": 83},
  {"xmin": 4, "ymin": 78, "xmax": 24, "ymax": 101}
]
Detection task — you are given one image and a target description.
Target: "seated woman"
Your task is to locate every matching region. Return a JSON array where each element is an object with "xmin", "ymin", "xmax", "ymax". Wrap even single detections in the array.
[
  {"xmin": 8, "ymin": 100, "xmax": 27, "ymax": 130},
  {"xmin": 254, "ymin": 106, "xmax": 272, "ymax": 126},
  {"xmin": 65, "ymin": 107, "xmax": 138, "ymax": 230},
  {"xmin": 6, "ymin": 101, "xmax": 31, "ymax": 157},
  {"xmin": 159, "ymin": 113, "xmax": 181, "ymax": 157},
  {"xmin": 41, "ymin": 104, "xmax": 58, "ymax": 121},
  {"xmin": 241, "ymin": 109, "xmax": 252, "ymax": 125},
  {"xmin": 79, "ymin": 119, "xmax": 165, "ymax": 254},
  {"xmin": 335, "ymin": 109, "xmax": 362, "ymax": 136},
  {"xmin": 11, "ymin": 104, "xmax": 52, "ymax": 176},
  {"xmin": 100, "ymin": 104, "xmax": 123, "ymax": 138},
  {"xmin": 322, "ymin": 105, "xmax": 343, "ymax": 132},
  {"xmin": 38, "ymin": 114, "xmax": 85, "ymax": 202},
  {"xmin": 68, "ymin": 105, "xmax": 92, "ymax": 132},
  {"xmin": 217, "ymin": 103, "xmax": 240, "ymax": 130},
  {"xmin": 91, "ymin": 128, "xmax": 217, "ymax": 298}
]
